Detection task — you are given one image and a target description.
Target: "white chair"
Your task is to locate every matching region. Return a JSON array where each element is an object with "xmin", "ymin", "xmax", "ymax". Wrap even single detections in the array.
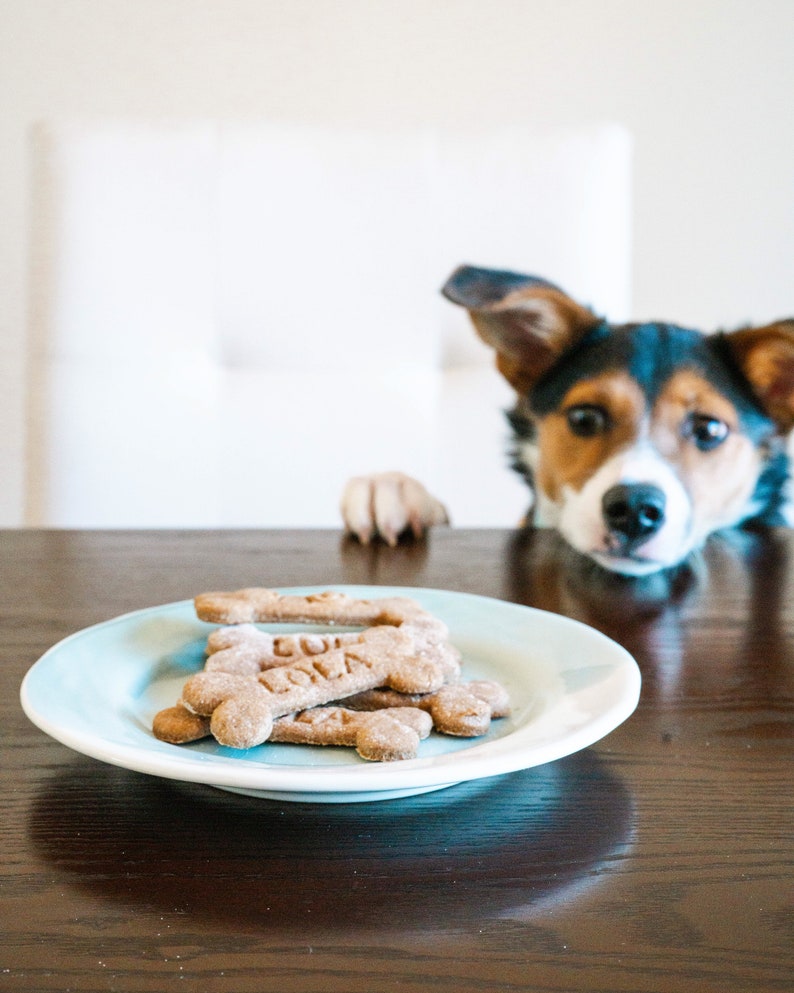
[{"xmin": 25, "ymin": 121, "xmax": 631, "ymax": 528}]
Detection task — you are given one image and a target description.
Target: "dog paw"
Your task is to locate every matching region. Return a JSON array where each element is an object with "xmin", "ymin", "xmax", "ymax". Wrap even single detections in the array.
[{"xmin": 341, "ymin": 472, "xmax": 449, "ymax": 546}]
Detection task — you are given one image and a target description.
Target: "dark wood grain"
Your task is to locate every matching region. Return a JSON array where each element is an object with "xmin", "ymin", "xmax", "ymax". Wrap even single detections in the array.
[{"xmin": 1, "ymin": 527, "xmax": 792, "ymax": 992}]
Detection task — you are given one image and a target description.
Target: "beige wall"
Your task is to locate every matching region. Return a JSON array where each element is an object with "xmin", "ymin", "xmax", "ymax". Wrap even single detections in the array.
[{"xmin": 1, "ymin": 0, "xmax": 793, "ymax": 525}]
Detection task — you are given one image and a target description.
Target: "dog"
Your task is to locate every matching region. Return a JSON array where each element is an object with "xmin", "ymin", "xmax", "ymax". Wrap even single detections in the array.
[{"xmin": 341, "ymin": 264, "xmax": 794, "ymax": 575}]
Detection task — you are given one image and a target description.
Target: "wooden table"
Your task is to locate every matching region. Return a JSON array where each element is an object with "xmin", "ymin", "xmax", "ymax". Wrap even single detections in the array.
[{"xmin": 2, "ymin": 527, "xmax": 792, "ymax": 992}]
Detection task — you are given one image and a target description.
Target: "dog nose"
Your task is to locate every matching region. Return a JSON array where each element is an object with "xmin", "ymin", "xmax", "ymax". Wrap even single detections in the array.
[{"xmin": 602, "ymin": 483, "xmax": 666, "ymax": 551}]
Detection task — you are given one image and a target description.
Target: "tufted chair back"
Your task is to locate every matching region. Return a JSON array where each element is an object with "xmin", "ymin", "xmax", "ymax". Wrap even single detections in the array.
[{"xmin": 26, "ymin": 122, "xmax": 631, "ymax": 527}]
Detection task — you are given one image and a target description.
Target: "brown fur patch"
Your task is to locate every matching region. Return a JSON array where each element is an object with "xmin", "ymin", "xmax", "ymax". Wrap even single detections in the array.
[
  {"xmin": 535, "ymin": 372, "xmax": 646, "ymax": 500},
  {"xmin": 471, "ymin": 287, "xmax": 600, "ymax": 395},
  {"xmin": 650, "ymin": 370, "xmax": 764, "ymax": 538},
  {"xmin": 724, "ymin": 321, "xmax": 794, "ymax": 431}
]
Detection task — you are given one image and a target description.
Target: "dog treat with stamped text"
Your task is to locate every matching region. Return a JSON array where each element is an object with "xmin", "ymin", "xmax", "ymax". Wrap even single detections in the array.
[
  {"xmin": 269, "ymin": 706, "xmax": 433, "ymax": 761},
  {"xmin": 195, "ymin": 588, "xmax": 461, "ymax": 677},
  {"xmin": 153, "ymin": 587, "xmax": 510, "ymax": 760},
  {"xmin": 178, "ymin": 625, "xmax": 446, "ymax": 749},
  {"xmin": 341, "ymin": 679, "xmax": 511, "ymax": 737},
  {"xmin": 152, "ymin": 701, "xmax": 432, "ymax": 760},
  {"xmin": 195, "ymin": 588, "xmax": 417, "ymax": 626},
  {"xmin": 204, "ymin": 624, "xmax": 364, "ymax": 676}
]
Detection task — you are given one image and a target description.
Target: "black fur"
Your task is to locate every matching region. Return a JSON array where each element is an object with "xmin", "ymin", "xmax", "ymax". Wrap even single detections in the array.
[
  {"xmin": 748, "ymin": 447, "xmax": 791, "ymax": 525},
  {"xmin": 441, "ymin": 265, "xmax": 562, "ymax": 308}
]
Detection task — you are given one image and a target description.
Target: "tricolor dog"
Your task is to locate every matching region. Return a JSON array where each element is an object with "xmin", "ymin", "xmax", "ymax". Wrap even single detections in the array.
[{"xmin": 342, "ymin": 265, "xmax": 794, "ymax": 576}]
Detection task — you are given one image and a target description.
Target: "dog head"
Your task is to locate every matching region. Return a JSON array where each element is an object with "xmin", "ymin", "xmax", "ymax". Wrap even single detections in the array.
[{"xmin": 443, "ymin": 264, "xmax": 794, "ymax": 575}]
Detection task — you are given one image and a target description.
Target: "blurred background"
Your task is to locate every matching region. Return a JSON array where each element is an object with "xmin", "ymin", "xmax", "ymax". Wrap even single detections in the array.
[{"xmin": 1, "ymin": 0, "xmax": 792, "ymax": 529}]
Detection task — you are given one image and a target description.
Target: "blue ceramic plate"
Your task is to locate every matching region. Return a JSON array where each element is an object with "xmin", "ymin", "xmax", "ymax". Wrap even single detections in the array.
[{"xmin": 21, "ymin": 586, "xmax": 640, "ymax": 803}]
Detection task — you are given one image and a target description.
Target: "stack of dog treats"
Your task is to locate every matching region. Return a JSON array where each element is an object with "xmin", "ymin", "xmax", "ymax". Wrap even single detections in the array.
[{"xmin": 153, "ymin": 588, "xmax": 510, "ymax": 761}]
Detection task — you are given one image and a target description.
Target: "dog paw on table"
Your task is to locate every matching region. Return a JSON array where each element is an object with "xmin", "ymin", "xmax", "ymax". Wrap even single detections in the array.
[{"xmin": 341, "ymin": 472, "xmax": 449, "ymax": 546}]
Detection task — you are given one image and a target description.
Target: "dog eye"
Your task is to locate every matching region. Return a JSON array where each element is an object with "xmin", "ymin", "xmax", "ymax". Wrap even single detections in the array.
[
  {"xmin": 684, "ymin": 413, "xmax": 729, "ymax": 451},
  {"xmin": 565, "ymin": 404, "xmax": 610, "ymax": 437}
]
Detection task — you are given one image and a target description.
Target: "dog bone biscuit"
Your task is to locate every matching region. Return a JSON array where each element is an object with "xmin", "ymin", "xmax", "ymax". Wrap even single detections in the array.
[
  {"xmin": 179, "ymin": 625, "xmax": 445, "ymax": 748},
  {"xmin": 194, "ymin": 588, "xmax": 416, "ymax": 626},
  {"xmin": 270, "ymin": 707, "xmax": 433, "ymax": 761},
  {"xmin": 151, "ymin": 701, "xmax": 432, "ymax": 760},
  {"xmin": 194, "ymin": 588, "xmax": 461, "ymax": 678},
  {"xmin": 342, "ymin": 679, "xmax": 511, "ymax": 736}
]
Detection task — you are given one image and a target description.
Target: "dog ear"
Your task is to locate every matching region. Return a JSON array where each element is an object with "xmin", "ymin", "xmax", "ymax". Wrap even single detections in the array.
[
  {"xmin": 723, "ymin": 320, "xmax": 794, "ymax": 432},
  {"xmin": 441, "ymin": 265, "xmax": 601, "ymax": 393}
]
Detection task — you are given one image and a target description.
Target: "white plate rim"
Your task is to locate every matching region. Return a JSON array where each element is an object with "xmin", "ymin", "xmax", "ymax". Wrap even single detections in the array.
[{"xmin": 20, "ymin": 585, "xmax": 641, "ymax": 801}]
